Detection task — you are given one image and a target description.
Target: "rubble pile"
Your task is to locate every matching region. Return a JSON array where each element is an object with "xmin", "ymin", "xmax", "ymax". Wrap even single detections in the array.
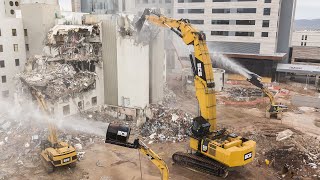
[
  {"xmin": 225, "ymin": 87, "xmax": 263, "ymax": 101},
  {"xmin": 247, "ymin": 128, "xmax": 320, "ymax": 178},
  {"xmin": 265, "ymin": 147, "xmax": 309, "ymax": 175},
  {"xmin": 140, "ymin": 104, "xmax": 193, "ymax": 143},
  {"xmin": 19, "ymin": 24, "xmax": 102, "ymax": 101},
  {"xmin": 162, "ymin": 84, "xmax": 177, "ymax": 105}
]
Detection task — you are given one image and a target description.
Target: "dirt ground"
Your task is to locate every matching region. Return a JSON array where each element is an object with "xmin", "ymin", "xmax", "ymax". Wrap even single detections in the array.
[{"xmin": 1, "ymin": 74, "xmax": 320, "ymax": 180}]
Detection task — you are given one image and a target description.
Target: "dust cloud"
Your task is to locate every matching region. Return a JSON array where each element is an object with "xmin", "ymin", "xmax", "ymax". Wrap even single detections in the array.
[
  {"xmin": 0, "ymin": 98, "xmax": 108, "ymax": 137},
  {"xmin": 210, "ymin": 52, "xmax": 251, "ymax": 78}
]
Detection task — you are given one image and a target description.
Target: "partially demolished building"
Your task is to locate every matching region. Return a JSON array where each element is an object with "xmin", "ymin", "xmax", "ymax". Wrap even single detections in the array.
[{"xmin": 19, "ymin": 24, "xmax": 104, "ymax": 116}]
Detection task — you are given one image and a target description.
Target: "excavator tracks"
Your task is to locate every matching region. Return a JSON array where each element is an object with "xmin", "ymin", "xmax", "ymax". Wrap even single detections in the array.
[{"xmin": 172, "ymin": 152, "xmax": 228, "ymax": 178}]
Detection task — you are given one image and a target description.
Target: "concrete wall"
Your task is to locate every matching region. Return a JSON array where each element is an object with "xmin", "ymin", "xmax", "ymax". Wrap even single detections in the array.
[
  {"xmin": 21, "ymin": 3, "xmax": 59, "ymax": 57},
  {"xmin": 149, "ymin": 30, "xmax": 165, "ymax": 103},
  {"xmin": 0, "ymin": 2, "xmax": 27, "ymax": 100},
  {"xmin": 100, "ymin": 17, "xmax": 119, "ymax": 106},
  {"xmin": 117, "ymin": 38, "xmax": 149, "ymax": 108}
]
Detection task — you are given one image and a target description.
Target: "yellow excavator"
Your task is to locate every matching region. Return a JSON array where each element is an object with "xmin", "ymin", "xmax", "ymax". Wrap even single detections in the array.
[
  {"xmin": 31, "ymin": 90, "xmax": 77, "ymax": 173},
  {"xmin": 247, "ymin": 73, "xmax": 288, "ymax": 120},
  {"xmin": 105, "ymin": 124, "xmax": 169, "ymax": 180},
  {"xmin": 134, "ymin": 9, "xmax": 257, "ymax": 177}
]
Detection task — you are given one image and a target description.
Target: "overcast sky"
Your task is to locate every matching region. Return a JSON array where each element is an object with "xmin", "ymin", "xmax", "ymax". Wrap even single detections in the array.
[{"xmin": 58, "ymin": 0, "xmax": 320, "ymax": 20}]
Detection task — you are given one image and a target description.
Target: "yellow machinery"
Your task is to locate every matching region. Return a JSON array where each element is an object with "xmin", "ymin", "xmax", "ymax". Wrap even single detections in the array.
[
  {"xmin": 105, "ymin": 124, "xmax": 169, "ymax": 180},
  {"xmin": 31, "ymin": 90, "xmax": 77, "ymax": 173},
  {"xmin": 247, "ymin": 73, "xmax": 288, "ymax": 120},
  {"xmin": 136, "ymin": 9, "xmax": 256, "ymax": 177}
]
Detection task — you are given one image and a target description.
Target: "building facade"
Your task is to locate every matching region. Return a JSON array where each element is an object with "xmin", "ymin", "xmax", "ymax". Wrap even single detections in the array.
[
  {"xmin": 21, "ymin": 3, "xmax": 60, "ymax": 57},
  {"xmin": 292, "ymin": 30, "xmax": 320, "ymax": 47},
  {"xmin": 172, "ymin": 0, "xmax": 296, "ymax": 77},
  {"xmin": 0, "ymin": 0, "xmax": 27, "ymax": 100}
]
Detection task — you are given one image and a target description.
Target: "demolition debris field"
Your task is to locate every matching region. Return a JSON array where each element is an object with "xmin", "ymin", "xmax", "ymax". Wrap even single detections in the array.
[{"xmin": 0, "ymin": 74, "xmax": 319, "ymax": 180}]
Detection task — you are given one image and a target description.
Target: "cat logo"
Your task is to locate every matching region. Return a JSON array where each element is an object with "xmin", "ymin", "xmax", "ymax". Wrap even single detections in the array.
[
  {"xmin": 197, "ymin": 63, "xmax": 203, "ymax": 77},
  {"xmin": 244, "ymin": 152, "xmax": 252, "ymax": 160},
  {"xmin": 202, "ymin": 144, "xmax": 208, "ymax": 152},
  {"xmin": 117, "ymin": 131, "xmax": 128, "ymax": 137}
]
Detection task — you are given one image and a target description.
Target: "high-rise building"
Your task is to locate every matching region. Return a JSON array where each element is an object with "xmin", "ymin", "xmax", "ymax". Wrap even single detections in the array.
[
  {"xmin": 172, "ymin": 0, "xmax": 296, "ymax": 77},
  {"xmin": 71, "ymin": 0, "xmax": 81, "ymax": 12},
  {"xmin": 0, "ymin": 0, "xmax": 27, "ymax": 100},
  {"xmin": 80, "ymin": 0, "xmax": 119, "ymax": 14}
]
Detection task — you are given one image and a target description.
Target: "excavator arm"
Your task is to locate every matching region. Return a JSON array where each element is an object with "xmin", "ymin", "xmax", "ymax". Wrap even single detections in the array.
[
  {"xmin": 105, "ymin": 124, "xmax": 169, "ymax": 180},
  {"xmin": 137, "ymin": 8, "xmax": 217, "ymax": 131},
  {"xmin": 31, "ymin": 89, "xmax": 58, "ymax": 145},
  {"xmin": 247, "ymin": 73, "xmax": 276, "ymax": 106}
]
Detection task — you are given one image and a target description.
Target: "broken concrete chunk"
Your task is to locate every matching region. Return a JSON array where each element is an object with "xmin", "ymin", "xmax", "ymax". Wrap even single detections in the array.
[
  {"xmin": 1, "ymin": 122, "xmax": 11, "ymax": 130},
  {"xmin": 32, "ymin": 135, "xmax": 39, "ymax": 141},
  {"xmin": 149, "ymin": 133, "xmax": 157, "ymax": 140},
  {"xmin": 276, "ymin": 129, "xmax": 294, "ymax": 141},
  {"xmin": 74, "ymin": 143, "xmax": 83, "ymax": 151},
  {"xmin": 171, "ymin": 114, "xmax": 179, "ymax": 122}
]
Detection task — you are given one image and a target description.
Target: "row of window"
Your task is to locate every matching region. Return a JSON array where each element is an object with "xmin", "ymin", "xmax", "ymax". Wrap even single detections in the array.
[
  {"xmin": 177, "ymin": 8, "xmax": 271, "ymax": 15},
  {"xmin": 190, "ymin": 19, "xmax": 270, "ymax": 27},
  {"xmin": 136, "ymin": 0, "xmax": 171, "ymax": 4},
  {"xmin": 212, "ymin": 0, "xmax": 271, "ymax": 2},
  {"xmin": 0, "ymin": 59, "xmax": 20, "ymax": 68},
  {"xmin": 9, "ymin": 1, "xmax": 19, "ymax": 7},
  {"xmin": 211, "ymin": 31, "xmax": 269, "ymax": 37},
  {"xmin": 178, "ymin": 0, "xmax": 272, "ymax": 2},
  {"xmin": 301, "ymin": 35, "xmax": 308, "ymax": 40},
  {"xmin": 0, "ymin": 29, "xmax": 28, "ymax": 37},
  {"xmin": 0, "ymin": 44, "xmax": 29, "ymax": 52},
  {"xmin": 301, "ymin": 42, "xmax": 307, "ymax": 46},
  {"xmin": 62, "ymin": 97, "xmax": 98, "ymax": 115}
]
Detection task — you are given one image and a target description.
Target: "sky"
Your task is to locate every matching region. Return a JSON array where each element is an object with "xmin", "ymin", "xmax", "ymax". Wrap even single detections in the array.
[{"xmin": 58, "ymin": 0, "xmax": 320, "ymax": 20}]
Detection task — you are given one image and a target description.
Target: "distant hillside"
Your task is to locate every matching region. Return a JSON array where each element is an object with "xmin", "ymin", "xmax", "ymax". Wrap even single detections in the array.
[{"xmin": 294, "ymin": 19, "xmax": 320, "ymax": 31}]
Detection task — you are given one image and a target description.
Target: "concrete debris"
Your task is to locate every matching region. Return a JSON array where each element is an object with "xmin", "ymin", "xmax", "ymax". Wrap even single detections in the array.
[
  {"xmin": 140, "ymin": 104, "xmax": 193, "ymax": 142},
  {"xmin": 276, "ymin": 129, "xmax": 294, "ymax": 141},
  {"xmin": 31, "ymin": 135, "xmax": 39, "ymax": 141},
  {"xmin": 19, "ymin": 24, "xmax": 101, "ymax": 102},
  {"xmin": 117, "ymin": 12, "xmax": 161, "ymax": 45},
  {"xmin": 0, "ymin": 141, "xmax": 4, "ymax": 146},
  {"xmin": 24, "ymin": 143, "xmax": 30, "ymax": 148},
  {"xmin": 77, "ymin": 152, "xmax": 86, "ymax": 161},
  {"xmin": 162, "ymin": 84, "xmax": 177, "ymax": 105},
  {"xmin": 74, "ymin": 143, "xmax": 83, "ymax": 151},
  {"xmin": 1, "ymin": 122, "xmax": 11, "ymax": 131},
  {"xmin": 225, "ymin": 87, "xmax": 263, "ymax": 101}
]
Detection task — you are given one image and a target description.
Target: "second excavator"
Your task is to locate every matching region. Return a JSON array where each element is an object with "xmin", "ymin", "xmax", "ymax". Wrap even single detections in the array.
[
  {"xmin": 247, "ymin": 73, "xmax": 288, "ymax": 120},
  {"xmin": 135, "ymin": 9, "xmax": 256, "ymax": 177}
]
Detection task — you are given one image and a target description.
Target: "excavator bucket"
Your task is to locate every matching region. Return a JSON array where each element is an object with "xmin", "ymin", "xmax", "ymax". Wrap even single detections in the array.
[{"xmin": 135, "ymin": 9, "xmax": 151, "ymax": 33}]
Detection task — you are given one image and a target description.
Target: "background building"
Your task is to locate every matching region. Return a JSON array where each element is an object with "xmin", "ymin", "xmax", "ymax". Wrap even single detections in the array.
[
  {"xmin": 172, "ymin": 0, "xmax": 296, "ymax": 78},
  {"xmin": 0, "ymin": 0, "xmax": 27, "ymax": 100},
  {"xmin": 292, "ymin": 30, "xmax": 320, "ymax": 47},
  {"xmin": 21, "ymin": 2, "xmax": 60, "ymax": 57}
]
